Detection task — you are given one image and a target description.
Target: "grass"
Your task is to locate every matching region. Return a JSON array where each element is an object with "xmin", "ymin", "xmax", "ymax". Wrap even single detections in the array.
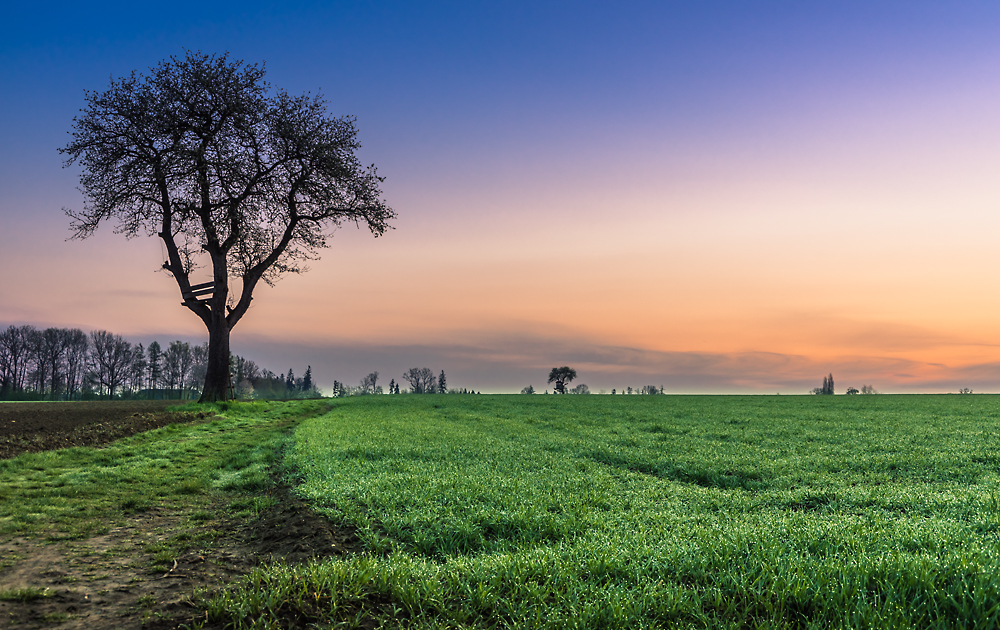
[
  {"xmin": 0, "ymin": 399, "xmax": 329, "ymax": 541},
  {"xmin": 202, "ymin": 394, "xmax": 1000, "ymax": 629},
  {"xmin": 0, "ymin": 586, "xmax": 51, "ymax": 602}
]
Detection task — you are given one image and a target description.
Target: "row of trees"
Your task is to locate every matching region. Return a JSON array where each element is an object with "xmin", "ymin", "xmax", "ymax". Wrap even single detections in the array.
[
  {"xmin": 0, "ymin": 324, "xmax": 315, "ymax": 400},
  {"xmin": 816, "ymin": 374, "xmax": 880, "ymax": 395},
  {"xmin": 330, "ymin": 369, "xmax": 483, "ymax": 396},
  {"xmin": 0, "ymin": 325, "xmax": 203, "ymax": 400}
]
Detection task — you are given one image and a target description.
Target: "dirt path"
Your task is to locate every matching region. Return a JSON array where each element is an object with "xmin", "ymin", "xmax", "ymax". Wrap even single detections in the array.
[
  {"xmin": 0, "ymin": 401, "xmax": 365, "ymax": 629},
  {"xmin": 0, "ymin": 483, "xmax": 362, "ymax": 629}
]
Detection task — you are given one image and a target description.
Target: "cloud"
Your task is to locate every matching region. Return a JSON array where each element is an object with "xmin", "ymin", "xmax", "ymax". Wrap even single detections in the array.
[{"xmin": 233, "ymin": 330, "xmax": 987, "ymax": 394}]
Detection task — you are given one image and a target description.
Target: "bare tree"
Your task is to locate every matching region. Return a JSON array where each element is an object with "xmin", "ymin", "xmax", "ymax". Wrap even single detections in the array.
[
  {"xmin": 403, "ymin": 367, "xmax": 436, "ymax": 394},
  {"xmin": 63, "ymin": 329, "xmax": 89, "ymax": 399},
  {"xmin": 61, "ymin": 51, "xmax": 395, "ymax": 401},
  {"xmin": 163, "ymin": 341, "xmax": 193, "ymax": 398},
  {"xmin": 0, "ymin": 325, "xmax": 35, "ymax": 395},
  {"xmin": 89, "ymin": 330, "xmax": 133, "ymax": 398},
  {"xmin": 360, "ymin": 371, "xmax": 380, "ymax": 395}
]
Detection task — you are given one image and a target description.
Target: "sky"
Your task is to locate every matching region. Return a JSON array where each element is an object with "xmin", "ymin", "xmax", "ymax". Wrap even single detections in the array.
[{"xmin": 2, "ymin": 1, "xmax": 1000, "ymax": 393}]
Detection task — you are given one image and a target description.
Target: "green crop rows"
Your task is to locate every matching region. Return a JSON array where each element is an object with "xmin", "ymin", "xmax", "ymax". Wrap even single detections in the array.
[{"xmin": 202, "ymin": 394, "xmax": 1000, "ymax": 629}]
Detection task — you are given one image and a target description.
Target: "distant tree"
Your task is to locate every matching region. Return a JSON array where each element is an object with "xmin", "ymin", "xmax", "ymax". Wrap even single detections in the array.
[
  {"xmin": 40, "ymin": 328, "xmax": 72, "ymax": 398},
  {"xmin": 63, "ymin": 329, "xmax": 89, "ymax": 400},
  {"xmin": 816, "ymin": 373, "xmax": 835, "ymax": 395},
  {"xmin": 0, "ymin": 325, "xmax": 34, "ymax": 395},
  {"xmin": 438, "ymin": 370, "xmax": 447, "ymax": 394},
  {"xmin": 403, "ymin": 367, "xmax": 436, "ymax": 394},
  {"xmin": 846, "ymin": 387, "xmax": 859, "ymax": 395},
  {"xmin": 286, "ymin": 369, "xmax": 296, "ymax": 393},
  {"xmin": 388, "ymin": 378, "xmax": 395, "ymax": 394},
  {"xmin": 570, "ymin": 383, "xmax": 590, "ymax": 395},
  {"xmin": 611, "ymin": 389, "xmax": 616, "ymax": 395},
  {"xmin": 521, "ymin": 385, "xmax": 535, "ymax": 395},
  {"xmin": 360, "ymin": 371, "xmax": 379, "ymax": 395},
  {"xmin": 640, "ymin": 385, "xmax": 660, "ymax": 395},
  {"xmin": 163, "ymin": 341, "xmax": 192, "ymax": 398},
  {"xmin": 89, "ymin": 330, "xmax": 133, "ymax": 398},
  {"xmin": 627, "ymin": 387, "xmax": 633, "ymax": 395},
  {"xmin": 146, "ymin": 341, "xmax": 163, "ymax": 392},
  {"xmin": 547, "ymin": 366, "xmax": 577, "ymax": 394},
  {"xmin": 61, "ymin": 51, "xmax": 394, "ymax": 401},
  {"xmin": 960, "ymin": 388, "xmax": 973, "ymax": 394},
  {"xmin": 860, "ymin": 385, "xmax": 879, "ymax": 395},
  {"xmin": 129, "ymin": 343, "xmax": 147, "ymax": 397},
  {"xmin": 303, "ymin": 366, "xmax": 313, "ymax": 392}
]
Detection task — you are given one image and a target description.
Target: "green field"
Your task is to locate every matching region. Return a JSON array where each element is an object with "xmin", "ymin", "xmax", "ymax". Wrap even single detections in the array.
[
  {"xmin": 3, "ymin": 395, "xmax": 1000, "ymax": 628},
  {"xmin": 201, "ymin": 394, "xmax": 1000, "ymax": 629}
]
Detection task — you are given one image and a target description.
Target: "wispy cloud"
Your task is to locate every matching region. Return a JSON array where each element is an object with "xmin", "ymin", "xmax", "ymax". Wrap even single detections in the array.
[{"xmin": 234, "ymin": 331, "xmax": 990, "ymax": 394}]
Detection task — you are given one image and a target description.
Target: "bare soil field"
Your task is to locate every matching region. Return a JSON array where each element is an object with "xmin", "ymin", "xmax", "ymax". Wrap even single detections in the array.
[
  {"xmin": 0, "ymin": 400, "xmax": 204, "ymax": 460},
  {"xmin": 0, "ymin": 401, "xmax": 362, "ymax": 629}
]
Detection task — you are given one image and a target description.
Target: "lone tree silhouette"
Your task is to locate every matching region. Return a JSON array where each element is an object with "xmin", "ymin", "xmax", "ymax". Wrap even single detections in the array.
[
  {"xmin": 547, "ymin": 366, "xmax": 577, "ymax": 394},
  {"xmin": 60, "ymin": 51, "xmax": 394, "ymax": 401}
]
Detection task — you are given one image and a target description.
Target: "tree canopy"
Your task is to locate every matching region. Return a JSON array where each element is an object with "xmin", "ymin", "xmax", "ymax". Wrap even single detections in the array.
[
  {"xmin": 547, "ymin": 366, "xmax": 577, "ymax": 394},
  {"xmin": 60, "ymin": 51, "xmax": 395, "ymax": 401}
]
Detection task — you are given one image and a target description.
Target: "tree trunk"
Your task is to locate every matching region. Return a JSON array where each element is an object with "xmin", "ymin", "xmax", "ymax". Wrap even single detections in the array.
[{"xmin": 199, "ymin": 311, "xmax": 231, "ymax": 402}]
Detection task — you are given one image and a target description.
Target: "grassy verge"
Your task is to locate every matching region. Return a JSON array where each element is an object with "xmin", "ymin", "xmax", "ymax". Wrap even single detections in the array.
[
  {"xmin": 203, "ymin": 394, "xmax": 1000, "ymax": 629},
  {"xmin": 0, "ymin": 399, "xmax": 329, "ymax": 542}
]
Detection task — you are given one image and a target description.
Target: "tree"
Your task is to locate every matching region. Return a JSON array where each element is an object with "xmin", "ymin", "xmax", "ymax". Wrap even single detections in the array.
[
  {"xmin": 388, "ymin": 378, "xmax": 395, "ymax": 394},
  {"xmin": 146, "ymin": 341, "xmax": 163, "ymax": 392},
  {"xmin": 547, "ymin": 366, "xmax": 577, "ymax": 394},
  {"xmin": 61, "ymin": 51, "xmax": 395, "ymax": 402},
  {"xmin": 63, "ymin": 329, "xmax": 89, "ymax": 400},
  {"xmin": 163, "ymin": 341, "xmax": 192, "ymax": 398},
  {"xmin": 438, "ymin": 370, "xmax": 447, "ymax": 394},
  {"xmin": 403, "ymin": 367, "xmax": 436, "ymax": 394},
  {"xmin": 846, "ymin": 386, "xmax": 859, "ymax": 395},
  {"xmin": 521, "ymin": 385, "xmax": 535, "ymax": 394},
  {"xmin": 303, "ymin": 366, "xmax": 313, "ymax": 392},
  {"xmin": 570, "ymin": 383, "xmax": 590, "ymax": 395},
  {"xmin": 360, "ymin": 371, "xmax": 379, "ymax": 395},
  {"xmin": 89, "ymin": 330, "xmax": 132, "ymax": 398}
]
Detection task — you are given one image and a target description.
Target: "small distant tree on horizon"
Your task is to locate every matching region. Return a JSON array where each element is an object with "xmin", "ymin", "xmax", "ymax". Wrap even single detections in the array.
[
  {"xmin": 521, "ymin": 385, "xmax": 535, "ymax": 394},
  {"xmin": 861, "ymin": 384, "xmax": 878, "ymax": 395},
  {"xmin": 438, "ymin": 370, "xmax": 447, "ymax": 394},
  {"xmin": 547, "ymin": 366, "xmax": 577, "ymax": 394},
  {"xmin": 360, "ymin": 371, "xmax": 379, "ymax": 395},
  {"xmin": 403, "ymin": 367, "xmax": 437, "ymax": 394},
  {"xmin": 814, "ymin": 373, "xmax": 835, "ymax": 395}
]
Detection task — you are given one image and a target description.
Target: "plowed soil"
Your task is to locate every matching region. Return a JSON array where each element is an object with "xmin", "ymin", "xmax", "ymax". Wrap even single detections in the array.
[
  {"xmin": 0, "ymin": 400, "xmax": 201, "ymax": 460},
  {"xmin": 0, "ymin": 401, "xmax": 363, "ymax": 629}
]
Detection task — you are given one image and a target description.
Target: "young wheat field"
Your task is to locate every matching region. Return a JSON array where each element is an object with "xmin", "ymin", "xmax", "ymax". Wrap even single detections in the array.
[{"xmin": 202, "ymin": 394, "xmax": 1000, "ymax": 629}]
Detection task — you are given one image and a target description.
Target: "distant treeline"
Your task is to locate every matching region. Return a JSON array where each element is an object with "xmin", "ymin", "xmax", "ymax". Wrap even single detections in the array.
[
  {"xmin": 331, "ymin": 368, "xmax": 477, "ymax": 396},
  {"xmin": 0, "ymin": 325, "xmax": 318, "ymax": 401}
]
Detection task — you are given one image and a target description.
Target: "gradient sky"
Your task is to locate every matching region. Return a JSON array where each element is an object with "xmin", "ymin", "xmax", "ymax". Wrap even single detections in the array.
[{"xmin": 2, "ymin": 1, "xmax": 1000, "ymax": 393}]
